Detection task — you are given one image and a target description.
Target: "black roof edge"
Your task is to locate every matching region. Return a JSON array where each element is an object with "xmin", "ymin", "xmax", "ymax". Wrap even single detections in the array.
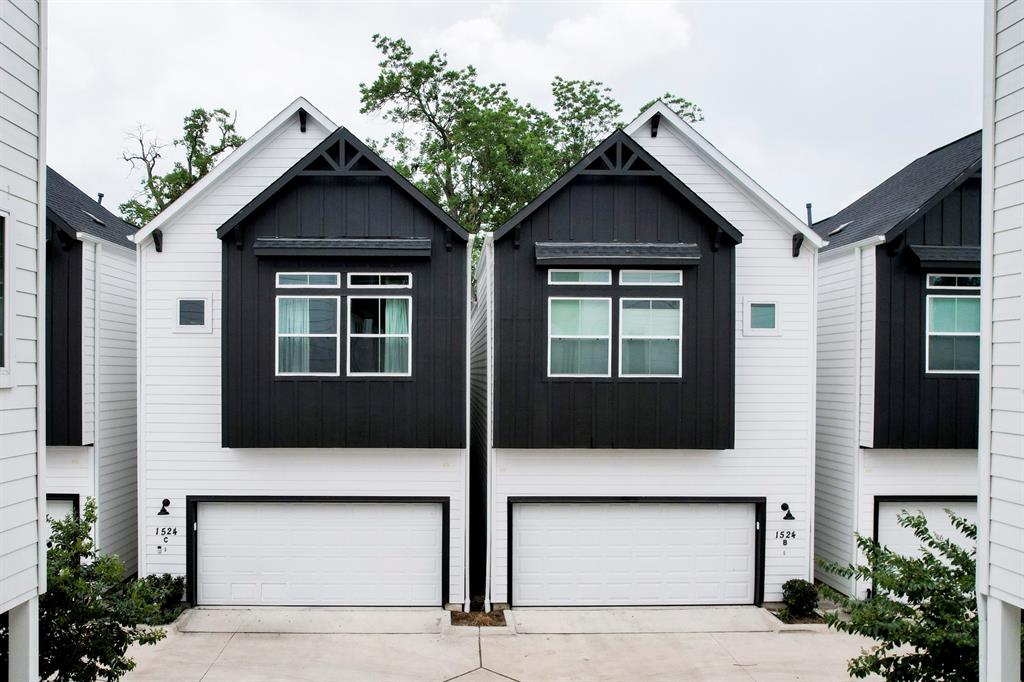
[
  {"xmin": 46, "ymin": 207, "xmax": 78, "ymax": 240},
  {"xmin": 882, "ymin": 158, "xmax": 983, "ymax": 243},
  {"xmin": 216, "ymin": 126, "xmax": 470, "ymax": 241},
  {"xmin": 492, "ymin": 129, "xmax": 742, "ymax": 244}
]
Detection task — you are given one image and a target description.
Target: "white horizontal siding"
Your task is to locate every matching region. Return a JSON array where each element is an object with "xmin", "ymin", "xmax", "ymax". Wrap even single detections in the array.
[
  {"xmin": 813, "ymin": 250, "xmax": 859, "ymax": 594},
  {"xmin": 858, "ymin": 248, "xmax": 876, "ymax": 448},
  {"xmin": 45, "ymin": 445, "xmax": 93, "ymax": 504},
  {"xmin": 95, "ymin": 244, "xmax": 137, "ymax": 569},
  {"xmin": 138, "ymin": 113, "xmax": 467, "ymax": 605},
  {"xmin": 986, "ymin": 0, "xmax": 1024, "ymax": 608},
  {"xmin": 0, "ymin": 0, "xmax": 40, "ymax": 613},
  {"xmin": 81, "ymin": 241, "xmax": 95, "ymax": 445}
]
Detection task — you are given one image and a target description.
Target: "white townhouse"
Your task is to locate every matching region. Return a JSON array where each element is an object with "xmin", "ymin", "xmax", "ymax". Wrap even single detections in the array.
[
  {"xmin": 981, "ymin": 1, "xmax": 1024, "ymax": 678},
  {"xmin": 0, "ymin": 0, "xmax": 46, "ymax": 678},
  {"xmin": 812, "ymin": 132, "xmax": 982, "ymax": 598},
  {"xmin": 132, "ymin": 98, "xmax": 473, "ymax": 609},
  {"xmin": 470, "ymin": 102, "xmax": 824, "ymax": 608},
  {"xmin": 45, "ymin": 168, "xmax": 138, "ymax": 567}
]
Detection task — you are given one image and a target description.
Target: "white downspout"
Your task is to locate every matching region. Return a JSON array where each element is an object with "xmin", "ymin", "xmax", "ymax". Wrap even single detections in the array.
[
  {"xmin": 92, "ymin": 241, "xmax": 102, "ymax": 545},
  {"xmin": 852, "ymin": 244, "xmax": 863, "ymax": 597},
  {"xmin": 484, "ymin": 234, "xmax": 495, "ymax": 612},
  {"xmin": 34, "ymin": 0, "xmax": 48, "ymax": 592},
  {"xmin": 463, "ymin": 236, "xmax": 473, "ymax": 612},
  {"xmin": 807, "ymin": 242, "xmax": 818, "ymax": 581}
]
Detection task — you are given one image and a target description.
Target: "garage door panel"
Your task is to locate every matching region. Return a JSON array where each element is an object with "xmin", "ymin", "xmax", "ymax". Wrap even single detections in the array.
[
  {"xmin": 876, "ymin": 499, "xmax": 977, "ymax": 558},
  {"xmin": 196, "ymin": 501, "xmax": 443, "ymax": 606},
  {"xmin": 512, "ymin": 502, "xmax": 757, "ymax": 607}
]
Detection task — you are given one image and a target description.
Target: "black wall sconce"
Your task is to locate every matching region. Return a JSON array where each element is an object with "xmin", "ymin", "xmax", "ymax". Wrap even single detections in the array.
[
  {"xmin": 781, "ymin": 503, "xmax": 795, "ymax": 520},
  {"xmin": 157, "ymin": 498, "xmax": 171, "ymax": 516}
]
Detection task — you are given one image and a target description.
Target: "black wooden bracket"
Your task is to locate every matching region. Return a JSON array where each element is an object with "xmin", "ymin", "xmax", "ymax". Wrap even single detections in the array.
[
  {"xmin": 886, "ymin": 232, "xmax": 905, "ymax": 256},
  {"xmin": 57, "ymin": 229, "xmax": 75, "ymax": 251},
  {"xmin": 444, "ymin": 228, "xmax": 453, "ymax": 252},
  {"xmin": 513, "ymin": 225, "xmax": 521, "ymax": 250},
  {"xmin": 650, "ymin": 112, "xmax": 662, "ymax": 138},
  {"xmin": 299, "ymin": 109, "xmax": 307, "ymax": 133},
  {"xmin": 712, "ymin": 227, "xmax": 724, "ymax": 252},
  {"xmin": 792, "ymin": 234, "xmax": 804, "ymax": 258},
  {"xmin": 234, "ymin": 232, "xmax": 244, "ymax": 250},
  {"xmin": 152, "ymin": 228, "xmax": 163, "ymax": 253}
]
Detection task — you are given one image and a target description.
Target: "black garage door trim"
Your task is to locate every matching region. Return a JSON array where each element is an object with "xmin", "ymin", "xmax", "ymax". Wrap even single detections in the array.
[
  {"xmin": 871, "ymin": 495, "xmax": 977, "ymax": 545},
  {"xmin": 506, "ymin": 496, "xmax": 767, "ymax": 608},
  {"xmin": 46, "ymin": 492, "xmax": 80, "ymax": 519},
  {"xmin": 185, "ymin": 495, "xmax": 450, "ymax": 606}
]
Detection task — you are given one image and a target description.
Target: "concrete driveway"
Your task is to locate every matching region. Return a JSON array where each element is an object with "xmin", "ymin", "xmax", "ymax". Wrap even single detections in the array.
[{"xmin": 124, "ymin": 607, "xmax": 879, "ymax": 681}]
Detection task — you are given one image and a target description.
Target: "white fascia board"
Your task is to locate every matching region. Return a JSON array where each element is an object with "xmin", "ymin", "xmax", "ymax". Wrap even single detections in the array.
[
  {"xmin": 625, "ymin": 101, "xmax": 826, "ymax": 249},
  {"xmin": 818, "ymin": 234, "xmax": 887, "ymax": 260},
  {"xmin": 132, "ymin": 97, "xmax": 336, "ymax": 244}
]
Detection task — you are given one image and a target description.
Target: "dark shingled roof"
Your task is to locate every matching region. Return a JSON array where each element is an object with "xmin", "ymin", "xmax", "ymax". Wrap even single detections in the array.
[
  {"xmin": 813, "ymin": 131, "xmax": 982, "ymax": 251},
  {"xmin": 47, "ymin": 167, "xmax": 137, "ymax": 248},
  {"xmin": 534, "ymin": 241, "xmax": 702, "ymax": 265}
]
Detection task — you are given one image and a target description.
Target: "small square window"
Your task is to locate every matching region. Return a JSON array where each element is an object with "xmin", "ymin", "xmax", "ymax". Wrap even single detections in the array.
[
  {"xmin": 174, "ymin": 297, "xmax": 212, "ymax": 333},
  {"xmin": 743, "ymin": 300, "xmax": 780, "ymax": 336}
]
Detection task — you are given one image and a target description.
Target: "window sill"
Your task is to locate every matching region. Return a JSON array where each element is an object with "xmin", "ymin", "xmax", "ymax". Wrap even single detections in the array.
[
  {"xmin": 543, "ymin": 376, "xmax": 688, "ymax": 384},
  {"xmin": 273, "ymin": 375, "xmax": 415, "ymax": 383}
]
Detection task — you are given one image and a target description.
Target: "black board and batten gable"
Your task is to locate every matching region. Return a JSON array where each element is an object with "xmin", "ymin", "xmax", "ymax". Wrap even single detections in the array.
[
  {"xmin": 45, "ymin": 168, "xmax": 138, "ymax": 446},
  {"xmin": 491, "ymin": 130, "xmax": 740, "ymax": 450},
  {"xmin": 217, "ymin": 127, "xmax": 470, "ymax": 449},
  {"xmin": 815, "ymin": 131, "xmax": 982, "ymax": 450}
]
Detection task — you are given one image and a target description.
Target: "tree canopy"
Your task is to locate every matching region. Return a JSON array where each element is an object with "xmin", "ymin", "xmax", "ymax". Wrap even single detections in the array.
[
  {"xmin": 360, "ymin": 35, "xmax": 702, "ymax": 233},
  {"xmin": 120, "ymin": 107, "xmax": 245, "ymax": 226}
]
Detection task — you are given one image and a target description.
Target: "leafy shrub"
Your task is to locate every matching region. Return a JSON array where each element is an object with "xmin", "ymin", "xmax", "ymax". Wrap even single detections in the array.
[
  {"xmin": 130, "ymin": 573, "xmax": 186, "ymax": 625},
  {"xmin": 819, "ymin": 510, "xmax": 982, "ymax": 681},
  {"xmin": 781, "ymin": 578, "xmax": 819, "ymax": 618},
  {"xmin": 0, "ymin": 498, "xmax": 166, "ymax": 681}
]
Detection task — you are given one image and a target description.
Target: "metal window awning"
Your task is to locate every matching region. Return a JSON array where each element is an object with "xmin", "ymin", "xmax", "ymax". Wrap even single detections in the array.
[
  {"xmin": 253, "ymin": 237, "xmax": 432, "ymax": 257},
  {"xmin": 534, "ymin": 241, "xmax": 702, "ymax": 266},
  {"xmin": 908, "ymin": 244, "xmax": 980, "ymax": 270}
]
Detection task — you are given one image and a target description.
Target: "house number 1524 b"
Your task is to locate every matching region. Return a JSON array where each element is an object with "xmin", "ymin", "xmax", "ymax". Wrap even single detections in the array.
[{"xmin": 775, "ymin": 530, "xmax": 797, "ymax": 545}]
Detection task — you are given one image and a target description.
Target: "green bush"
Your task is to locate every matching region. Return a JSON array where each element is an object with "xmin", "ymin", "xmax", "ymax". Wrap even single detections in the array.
[
  {"xmin": 130, "ymin": 573, "xmax": 186, "ymax": 625},
  {"xmin": 819, "ymin": 510, "xmax": 982, "ymax": 681},
  {"xmin": 781, "ymin": 578, "xmax": 819, "ymax": 618},
  {"xmin": 0, "ymin": 498, "xmax": 166, "ymax": 681}
]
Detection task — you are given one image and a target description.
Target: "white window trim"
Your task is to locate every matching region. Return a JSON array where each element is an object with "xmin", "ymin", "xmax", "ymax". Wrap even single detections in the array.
[
  {"xmin": 346, "ymin": 295, "xmax": 413, "ymax": 377},
  {"xmin": 925, "ymin": 294, "xmax": 981, "ymax": 375},
  {"xmin": 0, "ymin": 207, "xmax": 14, "ymax": 388},
  {"xmin": 547, "ymin": 269, "xmax": 612, "ymax": 285},
  {"xmin": 276, "ymin": 272, "xmax": 341, "ymax": 289},
  {"xmin": 618, "ymin": 297, "xmax": 683, "ymax": 378},
  {"xmin": 173, "ymin": 296, "xmax": 213, "ymax": 334},
  {"xmin": 547, "ymin": 296, "xmax": 612, "ymax": 378},
  {"xmin": 742, "ymin": 298, "xmax": 782, "ymax": 337},
  {"xmin": 926, "ymin": 273, "xmax": 981, "ymax": 290},
  {"xmin": 618, "ymin": 269, "xmax": 683, "ymax": 286},
  {"xmin": 275, "ymin": 295, "xmax": 341, "ymax": 377},
  {"xmin": 347, "ymin": 272, "xmax": 413, "ymax": 289}
]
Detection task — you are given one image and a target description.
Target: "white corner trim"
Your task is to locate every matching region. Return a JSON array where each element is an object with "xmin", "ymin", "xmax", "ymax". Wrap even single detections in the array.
[
  {"xmin": 132, "ymin": 97, "xmax": 335, "ymax": 244},
  {"xmin": 625, "ymin": 101, "xmax": 825, "ymax": 249}
]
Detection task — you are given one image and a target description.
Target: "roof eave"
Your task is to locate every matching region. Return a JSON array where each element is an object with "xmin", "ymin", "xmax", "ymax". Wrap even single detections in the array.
[
  {"xmin": 881, "ymin": 158, "xmax": 983, "ymax": 243},
  {"xmin": 625, "ymin": 101, "xmax": 825, "ymax": 249}
]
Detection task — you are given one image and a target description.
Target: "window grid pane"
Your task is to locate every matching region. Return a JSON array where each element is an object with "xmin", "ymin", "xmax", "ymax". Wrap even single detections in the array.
[
  {"xmin": 620, "ymin": 298, "xmax": 682, "ymax": 377},
  {"xmin": 276, "ymin": 296, "xmax": 339, "ymax": 375},
  {"xmin": 548, "ymin": 298, "xmax": 610, "ymax": 376},
  {"xmin": 619, "ymin": 270, "xmax": 683, "ymax": 285},
  {"xmin": 348, "ymin": 297, "xmax": 412, "ymax": 375},
  {"xmin": 927, "ymin": 295, "xmax": 980, "ymax": 373},
  {"xmin": 548, "ymin": 270, "xmax": 612, "ymax": 285}
]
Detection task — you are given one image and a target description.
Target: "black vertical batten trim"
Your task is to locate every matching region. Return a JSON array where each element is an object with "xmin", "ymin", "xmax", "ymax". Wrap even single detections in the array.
[
  {"xmin": 45, "ymin": 493, "xmax": 80, "ymax": 519},
  {"xmin": 45, "ymin": 222, "xmax": 84, "ymax": 446},
  {"xmin": 185, "ymin": 495, "xmax": 451, "ymax": 607},
  {"xmin": 505, "ymin": 496, "xmax": 766, "ymax": 608}
]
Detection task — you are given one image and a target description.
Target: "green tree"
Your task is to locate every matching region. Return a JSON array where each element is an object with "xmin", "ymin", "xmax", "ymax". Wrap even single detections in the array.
[
  {"xmin": 120, "ymin": 107, "xmax": 245, "ymax": 226},
  {"xmin": 0, "ymin": 499, "xmax": 166, "ymax": 681},
  {"xmin": 818, "ymin": 511, "xmax": 991, "ymax": 681},
  {"xmin": 360, "ymin": 35, "xmax": 702, "ymax": 233}
]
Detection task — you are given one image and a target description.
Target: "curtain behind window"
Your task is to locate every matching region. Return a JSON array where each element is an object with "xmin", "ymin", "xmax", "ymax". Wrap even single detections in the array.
[{"xmin": 384, "ymin": 298, "xmax": 409, "ymax": 373}]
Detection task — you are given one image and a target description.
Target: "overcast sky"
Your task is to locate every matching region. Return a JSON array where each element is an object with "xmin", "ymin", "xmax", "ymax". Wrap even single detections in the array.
[{"xmin": 48, "ymin": 0, "xmax": 983, "ymax": 225}]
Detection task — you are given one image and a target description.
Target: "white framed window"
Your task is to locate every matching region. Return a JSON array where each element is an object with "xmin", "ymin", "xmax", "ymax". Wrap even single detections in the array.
[
  {"xmin": 174, "ymin": 297, "xmax": 212, "ymax": 333},
  {"xmin": 547, "ymin": 297, "xmax": 612, "ymax": 377},
  {"xmin": 347, "ymin": 296, "xmax": 412, "ymax": 376},
  {"xmin": 743, "ymin": 299, "xmax": 781, "ymax": 336},
  {"xmin": 926, "ymin": 273, "xmax": 981, "ymax": 290},
  {"xmin": 0, "ymin": 209, "xmax": 12, "ymax": 388},
  {"xmin": 548, "ymin": 269, "xmax": 612, "ymax": 285},
  {"xmin": 619, "ymin": 270, "xmax": 683, "ymax": 286},
  {"xmin": 348, "ymin": 273, "xmax": 413, "ymax": 289},
  {"xmin": 276, "ymin": 296, "xmax": 341, "ymax": 376},
  {"xmin": 619, "ymin": 298, "xmax": 682, "ymax": 377},
  {"xmin": 276, "ymin": 272, "xmax": 340, "ymax": 288},
  {"xmin": 926, "ymin": 295, "xmax": 980, "ymax": 374}
]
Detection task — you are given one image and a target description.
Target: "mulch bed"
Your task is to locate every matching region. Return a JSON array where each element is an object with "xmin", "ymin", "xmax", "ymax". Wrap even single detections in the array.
[{"xmin": 451, "ymin": 610, "xmax": 507, "ymax": 627}]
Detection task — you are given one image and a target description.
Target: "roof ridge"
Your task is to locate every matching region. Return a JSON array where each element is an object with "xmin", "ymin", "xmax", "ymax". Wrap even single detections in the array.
[{"xmin": 924, "ymin": 129, "xmax": 982, "ymax": 157}]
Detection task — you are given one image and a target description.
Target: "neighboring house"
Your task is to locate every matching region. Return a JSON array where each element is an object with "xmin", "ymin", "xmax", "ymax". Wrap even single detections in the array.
[
  {"xmin": 980, "ymin": 1, "xmax": 1024, "ymax": 678},
  {"xmin": 45, "ymin": 167, "xmax": 138, "ymax": 569},
  {"xmin": 470, "ymin": 101, "xmax": 824, "ymax": 609},
  {"xmin": 812, "ymin": 132, "xmax": 982, "ymax": 598},
  {"xmin": 0, "ymin": 0, "xmax": 46, "ymax": 678},
  {"xmin": 132, "ymin": 98, "xmax": 472, "ymax": 609}
]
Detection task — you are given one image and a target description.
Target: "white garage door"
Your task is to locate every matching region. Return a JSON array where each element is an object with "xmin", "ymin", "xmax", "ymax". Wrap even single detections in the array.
[
  {"xmin": 511, "ymin": 501, "xmax": 757, "ymax": 607},
  {"xmin": 197, "ymin": 501, "xmax": 444, "ymax": 606},
  {"xmin": 876, "ymin": 499, "xmax": 977, "ymax": 558},
  {"xmin": 46, "ymin": 496, "xmax": 76, "ymax": 522}
]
